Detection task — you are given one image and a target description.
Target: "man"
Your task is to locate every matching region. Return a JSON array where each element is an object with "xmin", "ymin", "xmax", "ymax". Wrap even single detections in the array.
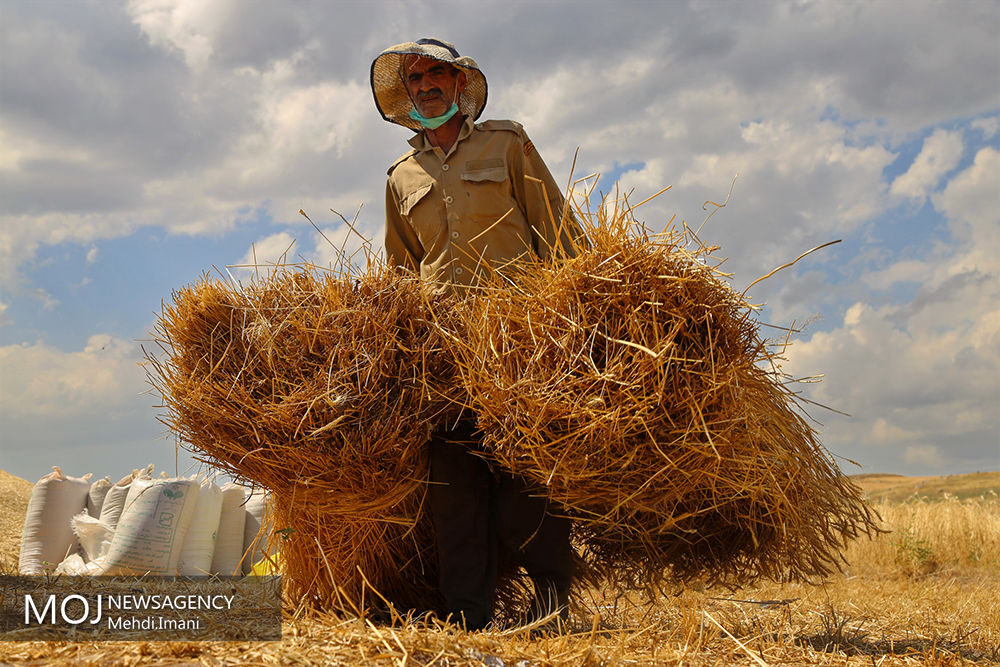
[{"xmin": 371, "ymin": 38, "xmax": 582, "ymax": 631}]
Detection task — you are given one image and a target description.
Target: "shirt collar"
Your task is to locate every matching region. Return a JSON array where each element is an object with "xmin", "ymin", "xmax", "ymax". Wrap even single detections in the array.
[{"xmin": 407, "ymin": 115, "xmax": 475, "ymax": 153}]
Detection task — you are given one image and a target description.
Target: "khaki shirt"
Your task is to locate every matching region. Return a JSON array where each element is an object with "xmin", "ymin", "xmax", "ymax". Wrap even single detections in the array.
[{"xmin": 385, "ymin": 116, "xmax": 581, "ymax": 290}]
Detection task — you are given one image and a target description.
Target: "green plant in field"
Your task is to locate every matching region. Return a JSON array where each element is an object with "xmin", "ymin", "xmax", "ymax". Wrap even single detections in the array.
[
  {"xmin": 966, "ymin": 538, "xmax": 984, "ymax": 564},
  {"xmin": 894, "ymin": 526, "xmax": 935, "ymax": 573}
]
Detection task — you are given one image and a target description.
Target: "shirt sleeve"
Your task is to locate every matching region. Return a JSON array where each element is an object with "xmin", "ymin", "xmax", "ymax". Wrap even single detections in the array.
[
  {"xmin": 510, "ymin": 128, "xmax": 586, "ymax": 261},
  {"xmin": 384, "ymin": 179, "xmax": 424, "ymax": 272}
]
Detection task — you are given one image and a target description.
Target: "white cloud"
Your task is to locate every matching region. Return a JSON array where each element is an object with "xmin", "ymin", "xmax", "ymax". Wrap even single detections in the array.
[
  {"xmin": 0, "ymin": 334, "xmax": 200, "ymax": 483},
  {"xmin": 864, "ymin": 259, "xmax": 930, "ymax": 290},
  {"xmin": 783, "ymin": 296, "xmax": 999, "ymax": 472},
  {"xmin": 262, "ymin": 83, "xmax": 364, "ymax": 156},
  {"xmin": 0, "ymin": 124, "xmax": 93, "ymax": 171},
  {"xmin": 782, "ymin": 147, "xmax": 1000, "ymax": 472},
  {"xmin": 224, "ymin": 75, "xmax": 371, "ymax": 188},
  {"xmin": 771, "ymin": 143, "xmax": 999, "ymax": 465},
  {"xmin": 127, "ymin": 0, "xmax": 236, "ymax": 69},
  {"xmin": 0, "ymin": 5, "xmax": 395, "ymax": 288},
  {"xmin": 230, "ymin": 222, "xmax": 374, "ymax": 281},
  {"xmin": 871, "ymin": 417, "xmax": 918, "ymax": 445},
  {"xmin": 310, "ymin": 225, "xmax": 371, "ymax": 270},
  {"xmin": 235, "ymin": 232, "xmax": 297, "ymax": 271},
  {"xmin": 890, "ymin": 128, "xmax": 965, "ymax": 201},
  {"xmin": 0, "ymin": 300, "xmax": 8, "ymax": 327},
  {"xmin": 971, "ymin": 116, "xmax": 999, "ymax": 140},
  {"xmin": 4, "ymin": 0, "xmax": 993, "ymax": 295},
  {"xmin": 905, "ymin": 445, "xmax": 944, "ymax": 467},
  {"xmin": 933, "ymin": 147, "xmax": 1000, "ymax": 256},
  {"xmin": 86, "ymin": 246, "xmax": 99, "ymax": 264},
  {"xmin": 0, "ymin": 335, "xmax": 145, "ymax": 417},
  {"xmin": 622, "ymin": 117, "xmax": 895, "ymax": 282},
  {"xmin": 31, "ymin": 288, "xmax": 59, "ymax": 312}
]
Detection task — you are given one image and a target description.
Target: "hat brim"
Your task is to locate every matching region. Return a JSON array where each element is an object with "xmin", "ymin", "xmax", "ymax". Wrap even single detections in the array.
[{"xmin": 371, "ymin": 42, "xmax": 487, "ymax": 130}]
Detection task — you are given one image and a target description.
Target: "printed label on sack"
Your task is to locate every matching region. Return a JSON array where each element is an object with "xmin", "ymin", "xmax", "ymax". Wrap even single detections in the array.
[{"xmin": 105, "ymin": 483, "xmax": 190, "ymax": 573}]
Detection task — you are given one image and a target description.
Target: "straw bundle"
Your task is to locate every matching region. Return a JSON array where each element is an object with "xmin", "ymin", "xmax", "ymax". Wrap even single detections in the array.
[
  {"xmin": 148, "ymin": 266, "xmax": 468, "ymax": 613},
  {"xmin": 149, "ymin": 190, "xmax": 878, "ymax": 614},
  {"xmin": 444, "ymin": 200, "xmax": 879, "ymax": 589}
]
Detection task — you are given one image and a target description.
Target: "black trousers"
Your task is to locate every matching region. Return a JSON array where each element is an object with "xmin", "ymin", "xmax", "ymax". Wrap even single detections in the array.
[{"xmin": 428, "ymin": 420, "xmax": 574, "ymax": 629}]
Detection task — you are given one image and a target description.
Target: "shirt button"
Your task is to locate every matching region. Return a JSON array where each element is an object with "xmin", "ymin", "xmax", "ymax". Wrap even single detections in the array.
[
  {"xmin": 451, "ymin": 231, "xmax": 459, "ymax": 239},
  {"xmin": 441, "ymin": 164, "xmax": 450, "ymax": 171},
  {"xmin": 445, "ymin": 195, "xmax": 454, "ymax": 204},
  {"xmin": 455, "ymin": 267, "xmax": 464, "ymax": 276}
]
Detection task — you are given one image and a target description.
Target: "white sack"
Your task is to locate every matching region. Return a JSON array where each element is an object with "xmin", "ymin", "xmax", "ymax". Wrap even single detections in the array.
[
  {"xmin": 54, "ymin": 553, "xmax": 106, "ymax": 576},
  {"xmin": 211, "ymin": 483, "xmax": 247, "ymax": 576},
  {"xmin": 71, "ymin": 512, "xmax": 115, "ymax": 562},
  {"xmin": 19, "ymin": 467, "xmax": 92, "ymax": 575},
  {"xmin": 241, "ymin": 488, "xmax": 273, "ymax": 575},
  {"xmin": 102, "ymin": 477, "xmax": 199, "ymax": 576},
  {"xmin": 177, "ymin": 477, "xmax": 223, "ymax": 576},
  {"xmin": 99, "ymin": 470, "xmax": 138, "ymax": 530},
  {"xmin": 86, "ymin": 476, "xmax": 112, "ymax": 518},
  {"xmin": 99, "ymin": 466, "xmax": 153, "ymax": 531}
]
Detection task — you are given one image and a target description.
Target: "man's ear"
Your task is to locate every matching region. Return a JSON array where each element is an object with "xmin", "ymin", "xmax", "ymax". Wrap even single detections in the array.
[{"xmin": 456, "ymin": 70, "xmax": 468, "ymax": 93}]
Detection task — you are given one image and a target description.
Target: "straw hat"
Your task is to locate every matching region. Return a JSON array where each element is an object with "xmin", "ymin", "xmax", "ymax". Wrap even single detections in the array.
[{"xmin": 371, "ymin": 38, "xmax": 488, "ymax": 130}]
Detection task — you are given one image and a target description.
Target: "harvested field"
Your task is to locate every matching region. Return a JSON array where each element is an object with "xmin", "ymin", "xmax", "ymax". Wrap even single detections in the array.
[
  {"xmin": 852, "ymin": 471, "xmax": 1000, "ymax": 503},
  {"xmin": 2, "ymin": 472, "xmax": 998, "ymax": 665}
]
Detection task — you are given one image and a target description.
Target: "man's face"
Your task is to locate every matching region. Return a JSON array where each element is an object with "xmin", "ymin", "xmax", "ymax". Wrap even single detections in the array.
[{"xmin": 403, "ymin": 55, "xmax": 466, "ymax": 118}]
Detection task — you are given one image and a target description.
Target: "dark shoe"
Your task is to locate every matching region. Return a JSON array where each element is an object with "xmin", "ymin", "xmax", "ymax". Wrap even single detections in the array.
[{"xmin": 443, "ymin": 611, "xmax": 492, "ymax": 633}]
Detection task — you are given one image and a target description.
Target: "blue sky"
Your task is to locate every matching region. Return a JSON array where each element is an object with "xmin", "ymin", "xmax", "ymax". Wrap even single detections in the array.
[{"xmin": 1, "ymin": 0, "xmax": 998, "ymax": 483}]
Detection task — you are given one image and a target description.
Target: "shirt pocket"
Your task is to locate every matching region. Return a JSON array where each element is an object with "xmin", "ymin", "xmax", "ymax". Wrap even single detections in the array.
[
  {"xmin": 461, "ymin": 158, "xmax": 506, "ymax": 183},
  {"xmin": 399, "ymin": 182, "xmax": 433, "ymax": 217}
]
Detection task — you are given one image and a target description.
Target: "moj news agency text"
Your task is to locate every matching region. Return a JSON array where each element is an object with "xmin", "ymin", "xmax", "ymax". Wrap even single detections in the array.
[{"xmin": 23, "ymin": 592, "xmax": 236, "ymax": 629}]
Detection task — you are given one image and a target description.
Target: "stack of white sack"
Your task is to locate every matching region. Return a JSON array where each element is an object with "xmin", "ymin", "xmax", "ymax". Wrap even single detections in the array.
[{"xmin": 18, "ymin": 466, "xmax": 274, "ymax": 577}]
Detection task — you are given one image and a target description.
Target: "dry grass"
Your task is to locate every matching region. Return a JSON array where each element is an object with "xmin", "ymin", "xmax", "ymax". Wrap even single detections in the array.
[
  {"xmin": 2, "ymin": 474, "xmax": 998, "ymax": 664},
  {"xmin": 0, "ymin": 470, "xmax": 31, "ymax": 570},
  {"xmin": 853, "ymin": 471, "xmax": 1000, "ymax": 503},
  {"xmin": 843, "ymin": 492, "xmax": 1000, "ymax": 576}
]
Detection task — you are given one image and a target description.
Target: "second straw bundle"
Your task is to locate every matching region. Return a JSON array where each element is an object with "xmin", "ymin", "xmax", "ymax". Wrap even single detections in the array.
[{"xmin": 447, "ymin": 208, "xmax": 876, "ymax": 590}]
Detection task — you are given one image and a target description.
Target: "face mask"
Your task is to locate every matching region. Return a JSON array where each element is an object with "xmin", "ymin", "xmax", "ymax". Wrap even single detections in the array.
[{"xmin": 409, "ymin": 102, "xmax": 459, "ymax": 130}]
